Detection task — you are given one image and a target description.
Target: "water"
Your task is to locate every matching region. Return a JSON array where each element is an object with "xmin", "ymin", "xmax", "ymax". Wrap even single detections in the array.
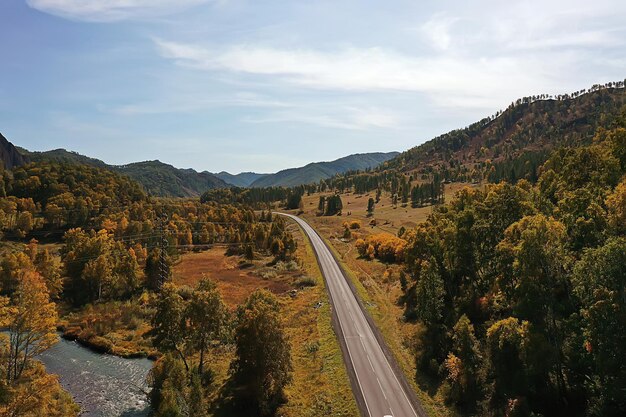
[{"xmin": 37, "ymin": 337, "xmax": 153, "ymax": 417}]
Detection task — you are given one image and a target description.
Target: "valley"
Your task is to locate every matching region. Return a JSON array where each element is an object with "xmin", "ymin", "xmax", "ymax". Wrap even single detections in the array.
[{"xmin": 1, "ymin": 81, "xmax": 625, "ymax": 417}]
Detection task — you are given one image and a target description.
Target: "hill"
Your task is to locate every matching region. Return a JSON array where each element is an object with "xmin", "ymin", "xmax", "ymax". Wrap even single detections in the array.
[
  {"xmin": 384, "ymin": 84, "xmax": 626, "ymax": 180},
  {"xmin": 0, "ymin": 133, "xmax": 30, "ymax": 170},
  {"xmin": 250, "ymin": 152, "xmax": 399, "ymax": 188},
  {"xmin": 116, "ymin": 161, "xmax": 228, "ymax": 197},
  {"xmin": 20, "ymin": 148, "xmax": 228, "ymax": 197},
  {"xmin": 215, "ymin": 171, "xmax": 269, "ymax": 187}
]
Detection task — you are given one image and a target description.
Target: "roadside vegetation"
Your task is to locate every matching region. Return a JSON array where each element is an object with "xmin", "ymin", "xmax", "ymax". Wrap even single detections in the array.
[{"xmin": 293, "ymin": 109, "xmax": 626, "ymax": 417}]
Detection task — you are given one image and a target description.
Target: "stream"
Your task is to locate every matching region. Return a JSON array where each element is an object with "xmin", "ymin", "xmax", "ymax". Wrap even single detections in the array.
[{"xmin": 38, "ymin": 337, "xmax": 153, "ymax": 417}]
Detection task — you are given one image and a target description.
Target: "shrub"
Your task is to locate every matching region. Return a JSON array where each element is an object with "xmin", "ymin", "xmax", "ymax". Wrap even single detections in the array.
[
  {"xmin": 295, "ymin": 276, "xmax": 316, "ymax": 287},
  {"xmin": 355, "ymin": 233, "xmax": 406, "ymax": 263}
]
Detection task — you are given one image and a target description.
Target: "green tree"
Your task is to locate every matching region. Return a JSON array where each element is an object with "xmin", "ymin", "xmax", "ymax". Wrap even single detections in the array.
[
  {"xmin": 151, "ymin": 283, "xmax": 189, "ymax": 373},
  {"xmin": 187, "ymin": 279, "xmax": 229, "ymax": 378},
  {"xmin": 232, "ymin": 290, "xmax": 292, "ymax": 415},
  {"xmin": 572, "ymin": 238, "xmax": 626, "ymax": 416},
  {"xmin": 366, "ymin": 197, "xmax": 375, "ymax": 216}
]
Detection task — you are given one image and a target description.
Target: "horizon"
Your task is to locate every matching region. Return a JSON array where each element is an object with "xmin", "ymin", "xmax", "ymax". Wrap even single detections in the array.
[{"xmin": 1, "ymin": 0, "xmax": 625, "ymax": 172}]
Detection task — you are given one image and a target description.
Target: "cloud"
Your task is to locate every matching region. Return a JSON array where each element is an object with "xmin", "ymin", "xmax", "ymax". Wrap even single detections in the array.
[
  {"xmin": 419, "ymin": 13, "xmax": 460, "ymax": 51},
  {"xmin": 26, "ymin": 0, "xmax": 213, "ymax": 22},
  {"xmin": 244, "ymin": 106, "xmax": 402, "ymax": 131},
  {"xmin": 154, "ymin": 39, "xmax": 554, "ymax": 108},
  {"xmin": 109, "ymin": 92, "xmax": 290, "ymax": 115}
]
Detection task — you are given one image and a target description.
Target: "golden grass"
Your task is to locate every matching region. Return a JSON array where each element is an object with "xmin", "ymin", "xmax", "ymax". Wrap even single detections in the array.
[
  {"xmin": 290, "ymin": 185, "xmax": 473, "ymax": 417},
  {"xmin": 277, "ymin": 221, "xmax": 359, "ymax": 417},
  {"xmin": 172, "ymin": 237, "xmax": 358, "ymax": 416}
]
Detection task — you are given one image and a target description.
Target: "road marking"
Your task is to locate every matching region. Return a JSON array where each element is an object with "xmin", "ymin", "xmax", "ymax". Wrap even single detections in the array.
[{"xmin": 278, "ymin": 213, "xmax": 423, "ymax": 417}]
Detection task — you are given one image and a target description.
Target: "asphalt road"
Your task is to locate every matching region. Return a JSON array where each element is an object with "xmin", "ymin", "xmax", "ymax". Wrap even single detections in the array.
[{"xmin": 279, "ymin": 213, "xmax": 427, "ymax": 417}]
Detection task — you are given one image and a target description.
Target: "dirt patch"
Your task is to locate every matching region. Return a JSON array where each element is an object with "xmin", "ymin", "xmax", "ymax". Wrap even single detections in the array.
[{"xmin": 172, "ymin": 248, "xmax": 291, "ymax": 306}]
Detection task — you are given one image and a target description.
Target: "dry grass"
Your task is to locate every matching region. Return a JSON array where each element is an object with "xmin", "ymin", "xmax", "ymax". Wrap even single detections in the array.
[
  {"xmin": 172, "ymin": 240, "xmax": 358, "ymax": 416},
  {"xmin": 172, "ymin": 249, "xmax": 291, "ymax": 306},
  {"xmin": 299, "ymin": 182, "xmax": 475, "ymax": 237},
  {"xmin": 288, "ymin": 185, "xmax": 473, "ymax": 417}
]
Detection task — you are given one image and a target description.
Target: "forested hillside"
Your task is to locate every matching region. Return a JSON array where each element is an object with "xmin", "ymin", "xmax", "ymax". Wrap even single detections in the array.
[
  {"xmin": 386, "ymin": 83, "xmax": 626, "ymax": 181},
  {"xmin": 390, "ymin": 110, "xmax": 626, "ymax": 417},
  {"xmin": 21, "ymin": 148, "xmax": 228, "ymax": 197},
  {"xmin": 249, "ymin": 152, "xmax": 399, "ymax": 187},
  {"xmin": 215, "ymin": 171, "xmax": 269, "ymax": 187}
]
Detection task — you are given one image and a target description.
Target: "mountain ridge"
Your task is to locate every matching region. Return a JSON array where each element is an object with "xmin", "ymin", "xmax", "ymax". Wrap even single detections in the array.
[
  {"xmin": 11, "ymin": 144, "xmax": 399, "ymax": 196},
  {"xmin": 250, "ymin": 152, "xmax": 400, "ymax": 188}
]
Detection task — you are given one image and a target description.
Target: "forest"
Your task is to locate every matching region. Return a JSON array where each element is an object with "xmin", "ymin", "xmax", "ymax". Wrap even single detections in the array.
[
  {"xmin": 391, "ymin": 110, "xmax": 626, "ymax": 417},
  {"xmin": 0, "ymin": 161, "xmax": 298, "ymax": 417}
]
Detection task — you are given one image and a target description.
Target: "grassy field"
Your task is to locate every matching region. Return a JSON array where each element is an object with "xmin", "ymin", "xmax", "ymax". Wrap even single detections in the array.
[
  {"xmin": 170, "ymin": 234, "xmax": 358, "ymax": 416},
  {"xmin": 289, "ymin": 184, "xmax": 477, "ymax": 417}
]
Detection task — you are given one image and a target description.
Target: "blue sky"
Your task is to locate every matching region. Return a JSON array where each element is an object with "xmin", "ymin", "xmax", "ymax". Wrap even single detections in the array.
[{"xmin": 1, "ymin": 0, "xmax": 625, "ymax": 173}]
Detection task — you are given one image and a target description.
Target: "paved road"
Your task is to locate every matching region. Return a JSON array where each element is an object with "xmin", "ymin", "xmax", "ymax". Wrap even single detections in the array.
[{"xmin": 279, "ymin": 213, "xmax": 427, "ymax": 417}]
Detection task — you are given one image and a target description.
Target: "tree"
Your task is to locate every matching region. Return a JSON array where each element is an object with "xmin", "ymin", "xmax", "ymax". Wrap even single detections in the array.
[
  {"xmin": 232, "ymin": 290, "xmax": 292, "ymax": 415},
  {"xmin": 5, "ymin": 271, "xmax": 58, "ymax": 383},
  {"xmin": 145, "ymin": 248, "xmax": 171, "ymax": 291},
  {"xmin": 444, "ymin": 315, "xmax": 483, "ymax": 408},
  {"xmin": 366, "ymin": 198, "xmax": 375, "ymax": 216},
  {"xmin": 148, "ymin": 353, "xmax": 189, "ymax": 417},
  {"xmin": 151, "ymin": 283, "xmax": 189, "ymax": 373},
  {"xmin": 606, "ymin": 178, "xmax": 626, "ymax": 235},
  {"xmin": 572, "ymin": 238, "xmax": 626, "ymax": 415},
  {"xmin": 187, "ymin": 279, "xmax": 229, "ymax": 377},
  {"xmin": 486, "ymin": 318, "xmax": 530, "ymax": 405}
]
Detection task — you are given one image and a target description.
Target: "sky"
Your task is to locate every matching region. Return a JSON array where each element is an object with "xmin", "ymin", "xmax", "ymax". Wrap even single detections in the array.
[{"xmin": 0, "ymin": 0, "xmax": 625, "ymax": 174}]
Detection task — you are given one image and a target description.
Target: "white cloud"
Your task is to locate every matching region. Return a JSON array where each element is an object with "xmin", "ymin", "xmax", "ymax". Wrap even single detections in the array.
[
  {"xmin": 244, "ymin": 106, "xmax": 402, "ymax": 131},
  {"xmin": 154, "ymin": 39, "xmax": 556, "ymax": 108},
  {"xmin": 419, "ymin": 13, "xmax": 459, "ymax": 51},
  {"xmin": 109, "ymin": 92, "xmax": 290, "ymax": 115},
  {"xmin": 26, "ymin": 0, "xmax": 212, "ymax": 22}
]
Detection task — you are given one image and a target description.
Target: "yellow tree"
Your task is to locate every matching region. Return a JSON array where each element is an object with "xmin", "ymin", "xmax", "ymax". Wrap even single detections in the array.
[{"xmin": 6, "ymin": 270, "xmax": 58, "ymax": 383}]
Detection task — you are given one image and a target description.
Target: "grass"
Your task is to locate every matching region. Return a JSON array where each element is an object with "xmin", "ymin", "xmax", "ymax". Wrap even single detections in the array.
[
  {"xmin": 292, "ymin": 186, "xmax": 467, "ymax": 417},
  {"xmin": 59, "ymin": 298, "xmax": 156, "ymax": 358},
  {"xmin": 299, "ymin": 182, "xmax": 476, "ymax": 236},
  {"xmin": 172, "ymin": 238, "xmax": 358, "ymax": 416},
  {"xmin": 58, "ymin": 242, "xmax": 358, "ymax": 416},
  {"xmin": 276, "ymin": 221, "xmax": 359, "ymax": 417}
]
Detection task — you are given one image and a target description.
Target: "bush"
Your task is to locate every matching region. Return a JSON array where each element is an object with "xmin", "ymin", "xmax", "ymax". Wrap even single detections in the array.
[
  {"xmin": 355, "ymin": 233, "xmax": 406, "ymax": 262},
  {"xmin": 295, "ymin": 276, "xmax": 316, "ymax": 287},
  {"xmin": 349, "ymin": 221, "xmax": 361, "ymax": 229}
]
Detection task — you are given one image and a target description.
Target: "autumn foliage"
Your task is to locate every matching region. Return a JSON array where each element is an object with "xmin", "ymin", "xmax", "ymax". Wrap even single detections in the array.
[{"xmin": 355, "ymin": 233, "xmax": 406, "ymax": 263}]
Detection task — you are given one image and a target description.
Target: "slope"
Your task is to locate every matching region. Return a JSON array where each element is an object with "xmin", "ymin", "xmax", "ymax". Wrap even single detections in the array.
[
  {"xmin": 215, "ymin": 171, "xmax": 269, "ymax": 187},
  {"xmin": 386, "ymin": 84, "xmax": 626, "ymax": 177},
  {"xmin": 251, "ymin": 152, "xmax": 399, "ymax": 188},
  {"xmin": 20, "ymin": 148, "xmax": 228, "ymax": 197},
  {"xmin": 0, "ymin": 133, "xmax": 30, "ymax": 170}
]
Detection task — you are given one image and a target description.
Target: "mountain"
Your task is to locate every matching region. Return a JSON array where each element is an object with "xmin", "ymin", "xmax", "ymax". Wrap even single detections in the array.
[
  {"xmin": 386, "ymin": 84, "xmax": 626, "ymax": 176},
  {"xmin": 250, "ymin": 152, "xmax": 400, "ymax": 188},
  {"xmin": 0, "ymin": 133, "xmax": 30, "ymax": 170},
  {"xmin": 215, "ymin": 171, "xmax": 269, "ymax": 187},
  {"xmin": 23, "ymin": 148, "xmax": 109, "ymax": 168},
  {"xmin": 20, "ymin": 148, "xmax": 228, "ymax": 198},
  {"xmin": 116, "ymin": 161, "xmax": 228, "ymax": 198}
]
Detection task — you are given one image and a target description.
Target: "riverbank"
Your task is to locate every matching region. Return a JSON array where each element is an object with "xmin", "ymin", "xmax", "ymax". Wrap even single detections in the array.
[{"xmin": 57, "ymin": 297, "xmax": 158, "ymax": 359}]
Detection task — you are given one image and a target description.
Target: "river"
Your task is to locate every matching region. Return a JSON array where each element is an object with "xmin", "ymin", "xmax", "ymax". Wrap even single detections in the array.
[{"xmin": 37, "ymin": 337, "xmax": 153, "ymax": 417}]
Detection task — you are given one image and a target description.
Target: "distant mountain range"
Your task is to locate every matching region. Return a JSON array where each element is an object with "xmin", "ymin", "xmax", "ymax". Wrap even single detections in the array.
[
  {"xmin": 7, "ymin": 143, "xmax": 397, "ymax": 197},
  {"xmin": 214, "ymin": 171, "xmax": 269, "ymax": 188},
  {"xmin": 248, "ymin": 152, "xmax": 399, "ymax": 188}
]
